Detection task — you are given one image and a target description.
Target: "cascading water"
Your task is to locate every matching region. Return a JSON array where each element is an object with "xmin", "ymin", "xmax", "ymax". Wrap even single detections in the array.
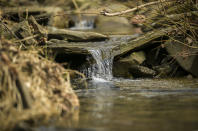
[
  {"xmin": 69, "ymin": 15, "xmax": 95, "ymax": 30},
  {"xmin": 82, "ymin": 48, "xmax": 114, "ymax": 81},
  {"xmin": 70, "ymin": 19, "xmax": 95, "ymax": 30},
  {"xmin": 89, "ymin": 48, "xmax": 113, "ymax": 81}
]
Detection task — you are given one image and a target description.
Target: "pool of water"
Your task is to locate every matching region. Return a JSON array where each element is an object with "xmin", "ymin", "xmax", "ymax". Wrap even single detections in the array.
[
  {"xmin": 36, "ymin": 78, "xmax": 198, "ymax": 131},
  {"xmin": 74, "ymin": 78, "xmax": 198, "ymax": 131}
]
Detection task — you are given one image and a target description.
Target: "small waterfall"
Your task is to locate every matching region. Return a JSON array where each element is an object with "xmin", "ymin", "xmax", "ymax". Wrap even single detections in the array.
[
  {"xmin": 69, "ymin": 15, "xmax": 95, "ymax": 30},
  {"xmin": 83, "ymin": 48, "xmax": 113, "ymax": 81},
  {"xmin": 70, "ymin": 19, "xmax": 95, "ymax": 30}
]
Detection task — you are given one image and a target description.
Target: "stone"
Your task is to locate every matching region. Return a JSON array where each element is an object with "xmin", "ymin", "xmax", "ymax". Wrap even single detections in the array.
[
  {"xmin": 165, "ymin": 39, "xmax": 198, "ymax": 77},
  {"xmin": 119, "ymin": 51, "xmax": 146, "ymax": 65},
  {"xmin": 153, "ymin": 64, "xmax": 173, "ymax": 78},
  {"xmin": 47, "ymin": 27, "xmax": 108, "ymax": 41},
  {"xmin": 95, "ymin": 16, "xmax": 134, "ymax": 35},
  {"xmin": 113, "ymin": 51, "xmax": 146, "ymax": 78},
  {"xmin": 113, "ymin": 60, "xmax": 133, "ymax": 78},
  {"xmin": 129, "ymin": 65, "xmax": 157, "ymax": 78}
]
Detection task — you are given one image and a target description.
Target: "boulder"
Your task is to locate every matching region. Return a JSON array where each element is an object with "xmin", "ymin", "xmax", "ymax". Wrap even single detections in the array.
[
  {"xmin": 129, "ymin": 65, "xmax": 157, "ymax": 78},
  {"xmin": 113, "ymin": 60, "xmax": 133, "ymax": 78},
  {"xmin": 95, "ymin": 16, "xmax": 134, "ymax": 35},
  {"xmin": 119, "ymin": 51, "xmax": 146, "ymax": 65},
  {"xmin": 113, "ymin": 51, "xmax": 146, "ymax": 78},
  {"xmin": 165, "ymin": 39, "xmax": 198, "ymax": 77}
]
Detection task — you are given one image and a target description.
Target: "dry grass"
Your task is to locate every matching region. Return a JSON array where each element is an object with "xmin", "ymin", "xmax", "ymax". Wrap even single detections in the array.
[{"xmin": 0, "ymin": 39, "xmax": 80, "ymax": 130}]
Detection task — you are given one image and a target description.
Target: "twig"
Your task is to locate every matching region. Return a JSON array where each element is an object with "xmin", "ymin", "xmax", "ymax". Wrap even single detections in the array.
[
  {"xmin": 168, "ymin": 37, "xmax": 198, "ymax": 49},
  {"xmin": 100, "ymin": 0, "xmax": 173, "ymax": 16},
  {"xmin": 72, "ymin": 0, "xmax": 82, "ymax": 21},
  {"xmin": 0, "ymin": 19, "xmax": 18, "ymax": 39},
  {"xmin": 13, "ymin": 34, "xmax": 38, "ymax": 43}
]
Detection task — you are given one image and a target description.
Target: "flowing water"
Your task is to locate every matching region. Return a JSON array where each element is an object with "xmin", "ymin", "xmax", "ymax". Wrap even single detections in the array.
[
  {"xmin": 37, "ymin": 20, "xmax": 198, "ymax": 131},
  {"xmin": 37, "ymin": 79, "xmax": 198, "ymax": 131},
  {"xmin": 76, "ymin": 44, "xmax": 198, "ymax": 131},
  {"xmin": 76, "ymin": 79, "xmax": 198, "ymax": 131},
  {"xmin": 86, "ymin": 48, "xmax": 113, "ymax": 81}
]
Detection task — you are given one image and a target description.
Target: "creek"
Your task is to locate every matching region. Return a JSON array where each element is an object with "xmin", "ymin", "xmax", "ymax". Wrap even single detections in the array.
[
  {"xmin": 38, "ymin": 17, "xmax": 198, "ymax": 131},
  {"xmin": 75, "ymin": 45, "xmax": 198, "ymax": 131}
]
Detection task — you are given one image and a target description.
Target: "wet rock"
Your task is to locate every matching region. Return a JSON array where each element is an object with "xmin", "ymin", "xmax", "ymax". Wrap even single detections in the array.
[
  {"xmin": 113, "ymin": 60, "xmax": 133, "ymax": 78},
  {"xmin": 47, "ymin": 27, "xmax": 108, "ymax": 41},
  {"xmin": 186, "ymin": 74, "xmax": 193, "ymax": 79},
  {"xmin": 165, "ymin": 39, "xmax": 198, "ymax": 77},
  {"xmin": 46, "ymin": 39, "xmax": 89, "ymax": 55},
  {"xmin": 95, "ymin": 16, "xmax": 134, "ymax": 35},
  {"xmin": 47, "ymin": 27, "xmax": 174, "ymax": 63},
  {"xmin": 129, "ymin": 65, "xmax": 157, "ymax": 78},
  {"xmin": 113, "ymin": 51, "xmax": 146, "ymax": 78},
  {"xmin": 119, "ymin": 51, "xmax": 146, "ymax": 65},
  {"xmin": 153, "ymin": 64, "xmax": 173, "ymax": 78}
]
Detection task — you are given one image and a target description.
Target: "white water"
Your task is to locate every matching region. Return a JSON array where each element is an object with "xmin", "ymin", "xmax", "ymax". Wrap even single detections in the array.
[
  {"xmin": 83, "ymin": 48, "xmax": 113, "ymax": 81},
  {"xmin": 70, "ymin": 19, "xmax": 95, "ymax": 30}
]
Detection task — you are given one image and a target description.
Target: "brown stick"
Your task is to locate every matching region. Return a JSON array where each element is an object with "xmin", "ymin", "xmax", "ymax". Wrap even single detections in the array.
[
  {"xmin": 13, "ymin": 34, "xmax": 39, "ymax": 43},
  {"xmin": 100, "ymin": 0, "xmax": 173, "ymax": 16}
]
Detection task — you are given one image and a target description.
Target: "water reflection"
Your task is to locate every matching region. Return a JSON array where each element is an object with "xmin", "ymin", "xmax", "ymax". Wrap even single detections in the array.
[
  {"xmin": 35, "ymin": 79, "xmax": 198, "ymax": 131},
  {"xmin": 76, "ymin": 79, "xmax": 198, "ymax": 131}
]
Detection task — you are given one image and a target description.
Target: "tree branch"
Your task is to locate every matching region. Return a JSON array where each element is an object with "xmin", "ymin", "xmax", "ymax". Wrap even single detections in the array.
[{"xmin": 100, "ymin": 0, "xmax": 173, "ymax": 16}]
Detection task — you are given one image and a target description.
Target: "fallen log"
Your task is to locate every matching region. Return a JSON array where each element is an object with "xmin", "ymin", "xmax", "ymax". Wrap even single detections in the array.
[
  {"xmin": 115, "ymin": 26, "xmax": 175, "ymax": 57},
  {"xmin": 46, "ymin": 39, "xmax": 89, "ymax": 54}
]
